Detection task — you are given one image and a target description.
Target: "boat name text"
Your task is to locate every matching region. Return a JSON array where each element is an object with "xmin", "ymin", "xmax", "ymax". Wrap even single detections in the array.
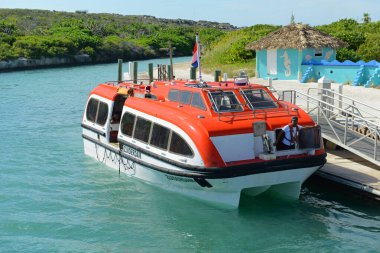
[
  {"xmin": 166, "ymin": 175, "xmax": 193, "ymax": 183},
  {"xmin": 122, "ymin": 145, "xmax": 141, "ymax": 158}
]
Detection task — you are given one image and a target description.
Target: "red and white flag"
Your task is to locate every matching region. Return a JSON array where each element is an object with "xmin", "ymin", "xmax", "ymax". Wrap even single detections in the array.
[{"xmin": 191, "ymin": 43, "xmax": 198, "ymax": 68}]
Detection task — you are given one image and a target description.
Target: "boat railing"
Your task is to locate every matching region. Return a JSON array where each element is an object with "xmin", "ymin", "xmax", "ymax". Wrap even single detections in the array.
[
  {"xmin": 105, "ymin": 79, "xmax": 154, "ymax": 86},
  {"xmin": 206, "ymin": 88, "xmax": 297, "ymax": 121},
  {"xmin": 209, "ymin": 98, "xmax": 296, "ymax": 122}
]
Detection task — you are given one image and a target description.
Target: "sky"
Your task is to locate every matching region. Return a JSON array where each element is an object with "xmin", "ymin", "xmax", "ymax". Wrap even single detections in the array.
[{"xmin": 0, "ymin": 0, "xmax": 379, "ymax": 27}]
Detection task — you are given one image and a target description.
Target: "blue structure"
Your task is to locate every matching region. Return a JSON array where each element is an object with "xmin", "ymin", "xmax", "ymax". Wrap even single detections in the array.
[
  {"xmin": 247, "ymin": 24, "xmax": 345, "ymax": 81},
  {"xmin": 301, "ymin": 60, "xmax": 380, "ymax": 87},
  {"xmin": 255, "ymin": 47, "xmax": 338, "ymax": 81},
  {"xmin": 247, "ymin": 24, "xmax": 380, "ymax": 87}
]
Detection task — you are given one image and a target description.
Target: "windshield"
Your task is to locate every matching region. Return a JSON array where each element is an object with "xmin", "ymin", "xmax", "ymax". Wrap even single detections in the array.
[
  {"xmin": 240, "ymin": 89, "xmax": 277, "ymax": 110},
  {"xmin": 208, "ymin": 91, "xmax": 243, "ymax": 112}
]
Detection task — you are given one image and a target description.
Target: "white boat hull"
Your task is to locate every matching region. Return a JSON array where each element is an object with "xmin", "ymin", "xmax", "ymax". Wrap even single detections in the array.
[{"xmin": 83, "ymin": 138, "xmax": 321, "ymax": 208}]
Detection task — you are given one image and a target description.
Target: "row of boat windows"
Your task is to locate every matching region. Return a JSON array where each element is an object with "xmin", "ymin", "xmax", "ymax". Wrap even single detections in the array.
[
  {"xmin": 168, "ymin": 89, "xmax": 206, "ymax": 110},
  {"xmin": 168, "ymin": 88, "xmax": 277, "ymax": 113},
  {"xmin": 86, "ymin": 98, "xmax": 194, "ymax": 157},
  {"xmin": 121, "ymin": 112, "xmax": 194, "ymax": 157},
  {"xmin": 208, "ymin": 89, "xmax": 278, "ymax": 112}
]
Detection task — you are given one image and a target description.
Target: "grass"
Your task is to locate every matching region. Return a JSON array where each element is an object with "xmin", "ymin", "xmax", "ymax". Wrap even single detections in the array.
[{"xmin": 202, "ymin": 59, "xmax": 256, "ymax": 78}]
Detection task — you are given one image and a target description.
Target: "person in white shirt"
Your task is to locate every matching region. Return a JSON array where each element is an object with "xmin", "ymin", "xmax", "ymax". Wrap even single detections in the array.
[{"xmin": 274, "ymin": 116, "xmax": 302, "ymax": 150}]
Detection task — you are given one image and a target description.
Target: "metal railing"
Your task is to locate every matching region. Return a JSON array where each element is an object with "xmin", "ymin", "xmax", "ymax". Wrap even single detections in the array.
[
  {"xmin": 280, "ymin": 88, "xmax": 380, "ymax": 167},
  {"xmin": 207, "ymin": 91, "xmax": 296, "ymax": 121}
]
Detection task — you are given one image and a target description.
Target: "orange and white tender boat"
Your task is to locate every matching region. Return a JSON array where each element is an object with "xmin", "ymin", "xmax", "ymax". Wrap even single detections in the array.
[{"xmin": 82, "ymin": 78, "xmax": 326, "ymax": 207}]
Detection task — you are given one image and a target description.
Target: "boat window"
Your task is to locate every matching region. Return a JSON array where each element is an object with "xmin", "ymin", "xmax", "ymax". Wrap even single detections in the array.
[
  {"xmin": 180, "ymin": 91, "xmax": 192, "ymax": 104},
  {"xmin": 169, "ymin": 132, "xmax": 194, "ymax": 157},
  {"xmin": 120, "ymin": 112, "xmax": 136, "ymax": 137},
  {"xmin": 133, "ymin": 117, "xmax": 152, "ymax": 143},
  {"xmin": 208, "ymin": 91, "xmax": 243, "ymax": 112},
  {"xmin": 168, "ymin": 89, "xmax": 180, "ymax": 102},
  {"xmin": 86, "ymin": 98, "xmax": 109, "ymax": 126},
  {"xmin": 96, "ymin": 101, "xmax": 109, "ymax": 125},
  {"xmin": 86, "ymin": 98, "xmax": 98, "ymax": 123},
  {"xmin": 240, "ymin": 89, "xmax": 277, "ymax": 110},
  {"xmin": 191, "ymin": 92, "xmax": 206, "ymax": 110},
  {"xmin": 150, "ymin": 123, "xmax": 170, "ymax": 150}
]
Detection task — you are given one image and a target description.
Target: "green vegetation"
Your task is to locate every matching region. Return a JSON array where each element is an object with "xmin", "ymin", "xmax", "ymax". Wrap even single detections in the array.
[
  {"xmin": 0, "ymin": 9, "xmax": 229, "ymax": 62},
  {"xmin": 0, "ymin": 9, "xmax": 378, "ymax": 76},
  {"xmin": 202, "ymin": 25, "xmax": 279, "ymax": 76},
  {"xmin": 317, "ymin": 18, "xmax": 380, "ymax": 62}
]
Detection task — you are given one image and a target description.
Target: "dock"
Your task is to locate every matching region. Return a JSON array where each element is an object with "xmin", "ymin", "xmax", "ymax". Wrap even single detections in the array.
[
  {"xmin": 274, "ymin": 82, "xmax": 380, "ymax": 200},
  {"xmin": 317, "ymin": 149, "xmax": 380, "ymax": 200}
]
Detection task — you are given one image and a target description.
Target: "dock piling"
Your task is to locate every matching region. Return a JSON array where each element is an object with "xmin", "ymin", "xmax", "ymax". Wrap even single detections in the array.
[
  {"xmin": 190, "ymin": 67, "xmax": 196, "ymax": 80},
  {"xmin": 133, "ymin": 61, "xmax": 138, "ymax": 84},
  {"xmin": 148, "ymin": 63, "xmax": 153, "ymax": 83},
  {"xmin": 117, "ymin": 59, "xmax": 123, "ymax": 83}
]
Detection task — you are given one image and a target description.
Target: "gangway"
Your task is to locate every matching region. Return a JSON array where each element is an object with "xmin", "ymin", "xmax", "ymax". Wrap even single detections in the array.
[{"xmin": 278, "ymin": 87, "xmax": 380, "ymax": 167}]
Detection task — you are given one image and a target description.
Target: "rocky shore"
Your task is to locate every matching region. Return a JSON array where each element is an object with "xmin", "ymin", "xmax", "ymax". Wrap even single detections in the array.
[{"xmin": 0, "ymin": 55, "xmax": 92, "ymax": 72}]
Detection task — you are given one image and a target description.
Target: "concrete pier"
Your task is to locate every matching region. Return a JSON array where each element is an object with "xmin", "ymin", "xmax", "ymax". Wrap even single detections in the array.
[{"xmin": 316, "ymin": 149, "xmax": 380, "ymax": 200}]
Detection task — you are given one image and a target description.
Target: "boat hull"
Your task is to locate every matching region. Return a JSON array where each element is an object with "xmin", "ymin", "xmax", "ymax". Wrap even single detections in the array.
[{"xmin": 83, "ymin": 135, "xmax": 323, "ymax": 208}]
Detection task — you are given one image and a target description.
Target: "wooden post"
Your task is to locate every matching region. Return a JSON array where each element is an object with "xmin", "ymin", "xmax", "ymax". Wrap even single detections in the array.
[
  {"xmin": 117, "ymin": 59, "xmax": 123, "ymax": 83},
  {"xmin": 133, "ymin": 61, "xmax": 138, "ymax": 83},
  {"xmin": 190, "ymin": 67, "xmax": 196, "ymax": 80},
  {"xmin": 148, "ymin": 63, "xmax": 153, "ymax": 83},
  {"xmin": 160, "ymin": 42, "xmax": 176, "ymax": 80},
  {"xmin": 214, "ymin": 70, "xmax": 221, "ymax": 82},
  {"xmin": 168, "ymin": 65, "xmax": 172, "ymax": 81}
]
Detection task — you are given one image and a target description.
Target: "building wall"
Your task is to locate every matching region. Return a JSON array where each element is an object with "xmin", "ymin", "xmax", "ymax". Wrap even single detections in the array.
[
  {"xmin": 301, "ymin": 61, "xmax": 380, "ymax": 86},
  {"xmin": 256, "ymin": 47, "xmax": 337, "ymax": 80},
  {"xmin": 301, "ymin": 65, "xmax": 360, "ymax": 83},
  {"xmin": 276, "ymin": 49, "xmax": 299, "ymax": 80},
  {"xmin": 256, "ymin": 49, "xmax": 299, "ymax": 80},
  {"xmin": 256, "ymin": 50, "xmax": 267, "ymax": 78},
  {"xmin": 302, "ymin": 47, "xmax": 336, "ymax": 62},
  {"xmin": 255, "ymin": 46, "xmax": 379, "ymax": 87}
]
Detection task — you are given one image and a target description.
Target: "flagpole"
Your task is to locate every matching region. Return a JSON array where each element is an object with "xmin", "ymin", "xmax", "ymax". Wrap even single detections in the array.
[{"xmin": 195, "ymin": 33, "xmax": 202, "ymax": 82}]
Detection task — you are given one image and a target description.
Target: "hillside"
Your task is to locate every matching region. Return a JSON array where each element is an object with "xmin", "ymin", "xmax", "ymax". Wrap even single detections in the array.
[
  {"xmin": 0, "ymin": 9, "xmax": 379, "ymax": 75},
  {"xmin": 0, "ymin": 8, "xmax": 234, "ymax": 63}
]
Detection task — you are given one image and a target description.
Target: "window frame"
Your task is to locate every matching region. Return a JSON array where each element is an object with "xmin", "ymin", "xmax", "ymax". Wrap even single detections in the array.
[
  {"xmin": 85, "ymin": 97, "xmax": 109, "ymax": 127},
  {"xmin": 208, "ymin": 91, "xmax": 244, "ymax": 113},
  {"xmin": 191, "ymin": 92, "xmax": 206, "ymax": 110},
  {"xmin": 120, "ymin": 112, "xmax": 136, "ymax": 137},
  {"xmin": 168, "ymin": 131, "xmax": 194, "ymax": 157},
  {"xmin": 149, "ymin": 123, "xmax": 171, "ymax": 151},
  {"xmin": 133, "ymin": 116, "xmax": 152, "ymax": 143},
  {"xmin": 240, "ymin": 89, "xmax": 278, "ymax": 110},
  {"xmin": 179, "ymin": 90, "xmax": 192, "ymax": 105},
  {"xmin": 314, "ymin": 48, "xmax": 323, "ymax": 57},
  {"xmin": 168, "ymin": 89, "xmax": 180, "ymax": 102}
]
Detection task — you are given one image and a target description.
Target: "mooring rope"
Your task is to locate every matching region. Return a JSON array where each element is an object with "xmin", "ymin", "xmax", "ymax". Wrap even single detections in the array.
[{"xmin": 94, "ymin": 142, "xmax": 135, "ymax": 176}]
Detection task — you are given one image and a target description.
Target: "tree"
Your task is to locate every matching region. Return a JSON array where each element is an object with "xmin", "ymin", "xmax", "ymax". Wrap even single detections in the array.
[
  {"xmin": 290, "ymin": 13, "xmax": 295, "ymax": 24},
  {"xmin": 357, "ymin": 33, "xmax": 380, "ymax": 61},
  {"xmin": 362, "ymin": 13, "xmax": 371, "ymax": 24}
]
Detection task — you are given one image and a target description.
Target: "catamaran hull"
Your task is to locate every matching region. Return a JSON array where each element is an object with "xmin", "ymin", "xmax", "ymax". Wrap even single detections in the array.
[{"xmin": 83, "ymin": 136, "xmax": 323, "ymax": 208}]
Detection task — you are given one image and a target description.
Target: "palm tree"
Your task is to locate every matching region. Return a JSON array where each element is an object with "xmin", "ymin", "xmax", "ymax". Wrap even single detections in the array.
[{"xmin": 362, "ymin": 13, "xmax": 371, "ymax": 24}]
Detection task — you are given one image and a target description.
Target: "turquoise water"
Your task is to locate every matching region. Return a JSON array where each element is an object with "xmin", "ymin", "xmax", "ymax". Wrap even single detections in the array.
[{"xmin": 1, "ymin": 57, "xmax": 379, "ymax": 252}]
